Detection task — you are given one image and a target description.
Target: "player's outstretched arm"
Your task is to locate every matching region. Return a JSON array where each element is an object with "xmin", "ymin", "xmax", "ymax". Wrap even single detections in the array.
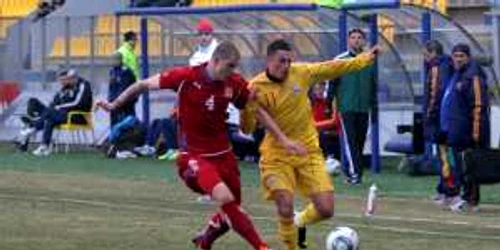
[
  {"xmin": 96, "ymin": 74, "xmax": 161, "ymax": 112},
  {"xmin": 256, "ymin": 107, "xmax": 307, "ymax": 156},
  {"xmin": 307, "ymin": 45, "xmax": 380, "ymax": 84}
]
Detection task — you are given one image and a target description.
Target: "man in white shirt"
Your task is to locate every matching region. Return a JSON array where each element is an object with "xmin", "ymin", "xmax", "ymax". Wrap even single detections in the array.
[{"xmin": 189, "ymin": 18, "xmax": 219, "ymax": 67}]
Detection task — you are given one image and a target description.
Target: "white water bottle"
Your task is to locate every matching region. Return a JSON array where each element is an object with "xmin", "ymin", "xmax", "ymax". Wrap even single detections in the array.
[{"xmin": 365, "ymin": 184, "xmax": 378, "ymax": 217}]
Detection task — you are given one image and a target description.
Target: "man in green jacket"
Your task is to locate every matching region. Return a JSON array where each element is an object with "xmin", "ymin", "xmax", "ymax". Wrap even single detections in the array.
[
  {"xmin": 331, "ymin": 28, "xmax": 375, "ymax": 185},
  {"xmin": 117, "ymin": 31, "xmax": 139, "ymax": 80}
]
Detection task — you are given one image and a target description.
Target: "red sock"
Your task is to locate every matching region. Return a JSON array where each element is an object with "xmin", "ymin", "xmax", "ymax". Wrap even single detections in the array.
[
  {"xmin": 197, "ymin": 213, "xmax": 229, "ymax": 248},
  {"xmin": 222, "ymin": 202, "xmax": 266, "ymax": 250}
]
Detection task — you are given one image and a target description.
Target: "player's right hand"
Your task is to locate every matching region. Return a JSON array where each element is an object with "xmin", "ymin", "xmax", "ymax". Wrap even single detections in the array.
[
  {"xmin": 95, "ymin": 100, "xmax": 115, "ymax": 112},
  {"xmin": 282, "ymin": 138, "xmax": 307, "ymax": 156}
]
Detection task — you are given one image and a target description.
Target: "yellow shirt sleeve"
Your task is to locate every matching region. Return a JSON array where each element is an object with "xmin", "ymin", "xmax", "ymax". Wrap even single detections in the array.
[{"xmin": 303, "ymin": 52, "xmax": 374, "ymax": 86}]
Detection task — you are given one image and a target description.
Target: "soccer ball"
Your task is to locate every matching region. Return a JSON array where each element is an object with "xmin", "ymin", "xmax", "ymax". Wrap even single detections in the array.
[
  {"xmin": 325, "ymin": 157, "xmax": 341, "ymax": 175},
  {"xmin": 325, "ymin": 226, "xmax": 360, "ymax": 250}
]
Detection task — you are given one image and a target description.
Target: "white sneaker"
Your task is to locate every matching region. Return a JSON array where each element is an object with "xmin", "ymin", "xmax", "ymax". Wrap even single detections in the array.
[
  {"xmin": 449, "ymin": 196, "xmax": 467, "ymax": 213},
  {"xmin": 20, "ymin": 127, "xmax": 36, "ymax": 137},
  {"xmin": 293, "ymin": 211, "xmax": 302, "ymax": 227},
  {"xmin": 115, "ymin": 150, "xmax": 137, "ymax": 159},
  {"xmin": 196, "ymin": 195, "xmax": 214, "ymax": 204},
  {"xmin": 134, "ymin": 145, "xmax": 156, "ymax": 156},
  {"xmin": 33, "ymin": 144, "xmax": 52, "ymax": 157}
]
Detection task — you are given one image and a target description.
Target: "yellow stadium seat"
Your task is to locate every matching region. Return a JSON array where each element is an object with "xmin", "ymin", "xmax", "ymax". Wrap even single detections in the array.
[
  {"xmin": 401, "ymin": 0, "xmax": 447, "ymax": 14},
  {"xmin": 0, "ymin": 17, "xmax": 17, "ymax": 38},
  {"xmin": 50, "ymin": 37, "xmax": 65, "ymax": 57},
  {"xmin": 95, "ymin": 36, "xmax": 116, "ymax": 56},
  {"xmin": 96, "ymin": 15, "xmax": 115, "ymax": 35},
  {"xmin": 378, "ymin": 15, "xmax": 395, "ymax": 44},
  {"xmin": 0, "ymin": 0, "xmax": 39, "ymax": 38},
  {"xmin": 274, "ymin": 0, "xmax": 314, "ymax": 3},
  {"xmin": 0, "ymin": 0, "xmax": 38, "ymax": 17},
  {"xmin": 70, "ymin": 37, "xmax": 90, "ymax": 57},
  {"xmin": 54, "ymin": 111, "xmax": 95, "ymax": 153},
  {"xmin": 120, "ymin": 16, "xmax": 140, "ymax": 33},
  {"xmin": 192, "ymin": 0, "xmax": 268, "ymax": 6}
]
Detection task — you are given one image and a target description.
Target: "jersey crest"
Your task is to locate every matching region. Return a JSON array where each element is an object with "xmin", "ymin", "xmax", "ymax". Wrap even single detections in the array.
[{"xmin": 293, "ymin": 84, "xmax": 301, "ymax": 94}]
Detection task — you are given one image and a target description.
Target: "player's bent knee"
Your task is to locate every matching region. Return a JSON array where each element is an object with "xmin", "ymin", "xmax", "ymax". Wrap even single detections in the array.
[
  {"xmin": 317, "ymin": 204, "xmax": 334, "ymax": 218},
  {"xmin": 312, "ymin": 192, "xmax": 335, "ymax": 218},
  {"xmin": 273, "ymin": 190, "xmax": 294, "ymax": 218},
  {"xmin": 211, "ymin": 182, "xmax": 235, "ymax": 204}
]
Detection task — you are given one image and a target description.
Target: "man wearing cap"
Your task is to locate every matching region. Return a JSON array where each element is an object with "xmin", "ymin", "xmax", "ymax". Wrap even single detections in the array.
[
  {"xmin": 16, "ymin": 70, "xmax": 93, "ymax": 156},
  {"xmin": 189, "ymin": 18, "xmax": 219, "ymax": 66},
  {"xmin": 439, "ymin": 43, "xmax": 490, "ymax": 212},
  {"xmin": 118, "ymin": 31, "xmax": 139, "ymax": 80}
]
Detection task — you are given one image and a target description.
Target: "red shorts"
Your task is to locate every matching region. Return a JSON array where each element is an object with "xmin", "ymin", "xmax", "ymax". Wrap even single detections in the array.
[{"xmin": 177, "ymin": 151, "xmax": 241, "ymax": 203}]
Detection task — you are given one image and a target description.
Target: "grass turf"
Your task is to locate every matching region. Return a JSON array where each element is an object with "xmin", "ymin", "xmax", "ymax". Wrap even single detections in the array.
[{"xmin": 1, "ymin": 145, "xmax": 500, "ymax": 250}]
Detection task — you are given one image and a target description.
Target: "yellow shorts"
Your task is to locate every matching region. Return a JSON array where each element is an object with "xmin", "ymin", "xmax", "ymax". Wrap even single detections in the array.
[{"xmin": 260, "ymin": 151, "xmax": 334, "ymax": 200}]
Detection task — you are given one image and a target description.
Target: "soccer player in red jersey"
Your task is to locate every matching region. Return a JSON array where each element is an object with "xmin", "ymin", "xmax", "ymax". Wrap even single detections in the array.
[{"xmin": 96, "ymin": 41, "xmax": 269, "ymax": 250}]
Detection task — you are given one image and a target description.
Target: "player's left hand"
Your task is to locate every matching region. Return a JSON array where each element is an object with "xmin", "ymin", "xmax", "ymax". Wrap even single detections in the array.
[{"xmin": 368, "ymin": 45, "xmax": 382, "ymax": 58}]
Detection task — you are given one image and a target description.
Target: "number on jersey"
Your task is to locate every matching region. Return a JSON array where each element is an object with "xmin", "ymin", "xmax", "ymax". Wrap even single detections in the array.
[{"xmin": 205, "ymin": 95, "xmax": 215, "ymax": 111}]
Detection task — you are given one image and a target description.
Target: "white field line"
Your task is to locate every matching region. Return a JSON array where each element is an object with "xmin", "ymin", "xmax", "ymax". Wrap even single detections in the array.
[
  {"xmin": 2, "ymin": 193, "xmax": 500, "ymax": 240},
  {"xmin": 246, "ymin": 203, "xmax": 500, "ymax": 230}
]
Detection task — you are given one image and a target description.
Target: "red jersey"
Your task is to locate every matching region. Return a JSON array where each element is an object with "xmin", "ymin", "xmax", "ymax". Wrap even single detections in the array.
[
  {"xmin": 311, "ymin": 96, "xmax": 341, "ymax": 131},
  {"xmin": 311, "ymin": 97, "xmax": 330, "ymax": 122},
  {"xmin": 159, "ymin": 63, "xmax": 250, "ymax": 155}
]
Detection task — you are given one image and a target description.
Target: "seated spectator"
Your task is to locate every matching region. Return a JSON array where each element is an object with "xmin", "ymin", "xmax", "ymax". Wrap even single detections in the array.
[
  {"xmin": 106, "ymin": 115, "xmax": 145, "ymax": 159},
  {"xmin": 134, "ymin": 107, "xmax": 179, "ymax": 160},
  {"xmin": 310, "ymin": 82, "xmax": 341, "ymax": 165},
  {"xmin": 16, "ymin": 69, "xmax": 93, "ymax": 156}
]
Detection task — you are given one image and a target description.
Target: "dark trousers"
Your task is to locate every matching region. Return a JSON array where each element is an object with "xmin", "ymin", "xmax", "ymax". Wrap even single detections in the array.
[
  {"xmin": 341, "ymin": 112, "xmax": 369, "ymax": 179},
  {"xmin": 437, "ymin": 144, "xmax": 480, "ymax": 205},
  {"xmin": 319, "ymin": 130, "xmax": 340, "ymax": 159},
  {"xmin": 147, "ymin": 118, "xmax": 178, "ymax": 150},
  {"xmin": 28, "ymin": 98, "xmax": 67, "ymax": 145}
]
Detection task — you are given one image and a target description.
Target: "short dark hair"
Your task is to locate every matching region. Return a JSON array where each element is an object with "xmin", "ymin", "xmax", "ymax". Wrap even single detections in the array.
[
  {"xmin": 123, "ymin": 31, "xmax": 137, "ymax": 42},
  {"xmin": 425, "ymin": 40, "xmax": 443, "ymax": 55},
  {"xmin": 452, "ymin": 43, "xmax": 471, "ymax": 56},
  {"xmin": 348, "ymin": 28, "xmax": 366, "ymax": 38},
  {"xmin": 212, "ymin": 41, "xmax": 240, "ymax": 61},
  {"xmin": 267, "ymin": 39, "xmax": 292, "ymax": 57}
]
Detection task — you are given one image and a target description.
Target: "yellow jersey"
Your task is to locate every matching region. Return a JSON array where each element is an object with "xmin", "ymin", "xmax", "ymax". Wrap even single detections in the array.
[{"xmin": 247, "ymin": 52, "xmax": 374, "ymax": 156}]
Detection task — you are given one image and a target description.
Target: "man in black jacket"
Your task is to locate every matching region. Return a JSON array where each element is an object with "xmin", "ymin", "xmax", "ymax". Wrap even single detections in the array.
[{"xmin": 17, "ymin": 69, "xmax": 93, "ymax": 156}]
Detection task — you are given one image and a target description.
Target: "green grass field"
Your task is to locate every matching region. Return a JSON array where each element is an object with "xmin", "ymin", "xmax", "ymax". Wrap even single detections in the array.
[{"xmin": 1, "ymin": 145, "xmax": 500, "ymax": 250}]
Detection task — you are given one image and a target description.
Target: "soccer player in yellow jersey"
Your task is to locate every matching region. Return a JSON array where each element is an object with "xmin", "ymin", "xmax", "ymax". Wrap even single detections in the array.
[{"xmin": 243, "ymin": 39, "xmax": 379, "ymax": 250}]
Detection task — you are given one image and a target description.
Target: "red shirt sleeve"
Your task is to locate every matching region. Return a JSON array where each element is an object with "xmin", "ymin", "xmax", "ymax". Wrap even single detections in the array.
[
  {"xmin": 231, "ymin": 74, "xmax": 250, "ymax": 110},
  {"xmin": 159, "ymin": 67, "xmax": 190, "ymax": 91}
]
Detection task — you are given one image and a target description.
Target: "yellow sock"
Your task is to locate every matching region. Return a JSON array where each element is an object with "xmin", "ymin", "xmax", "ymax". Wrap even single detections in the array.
[
  {"xmin": 278, "ymin": 217, "xmax": 298, "ymax": 250},
  {"xmin": 296, "ymin": 203, "xmax": 323, "ymax": 227}
]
